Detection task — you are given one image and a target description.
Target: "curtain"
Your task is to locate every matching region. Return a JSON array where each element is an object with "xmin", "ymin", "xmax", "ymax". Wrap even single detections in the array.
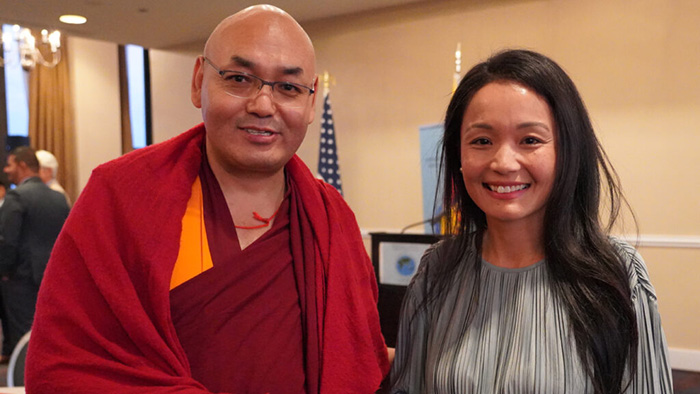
[
  {"xmin": 28, "ymin": 33, "xmax": 76, "ymax": 202},
  {"xmin": 118, "ymin": 45, "xmax": 134, "ymax": 155}
]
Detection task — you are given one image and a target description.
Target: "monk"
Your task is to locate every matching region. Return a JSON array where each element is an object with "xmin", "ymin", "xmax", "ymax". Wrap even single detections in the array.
[{"xmin": 26, "ymin": 5, "xmax": 389, "ymax": 393}]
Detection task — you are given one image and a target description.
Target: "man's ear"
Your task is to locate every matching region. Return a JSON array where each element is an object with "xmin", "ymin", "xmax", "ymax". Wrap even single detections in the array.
[
  {"xmin": 16, "ymin": 160, "xmax": 31, "ymax": 177},
  {"xmin": 191, "ymin": 56, "xmax": 205, "ymax": 109}
]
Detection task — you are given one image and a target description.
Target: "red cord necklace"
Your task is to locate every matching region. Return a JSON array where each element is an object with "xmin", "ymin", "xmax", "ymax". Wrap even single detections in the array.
[{"xmin": 234, "ymin": 206, "xmax": 281, "ymax": 230}]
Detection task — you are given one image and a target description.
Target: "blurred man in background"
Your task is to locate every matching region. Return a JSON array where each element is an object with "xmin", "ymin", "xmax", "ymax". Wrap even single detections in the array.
[
  {"xmin": 35, "ymin": 149, "xmax": 71, "ymax": 207},
  {"xmin": 0, "ymin": 147, "xmax": 69, "ymax": 355},
  {"xmin": 0, "ymin": 179, "xmax": 6, "ymax": 209}
]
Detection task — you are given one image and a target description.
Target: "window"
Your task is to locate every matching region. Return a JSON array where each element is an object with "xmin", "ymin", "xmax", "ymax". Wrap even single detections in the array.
[
  {"xmin": 125, "ymin": 44, "xmax": 151, "ymax": 149},
  {"xmin": 2, "ymin": 24, "xmax": 30, "ymax": 139},
  {"xmin": 119, "ymin": 44, "xmax": 152, "ymax": 152}
]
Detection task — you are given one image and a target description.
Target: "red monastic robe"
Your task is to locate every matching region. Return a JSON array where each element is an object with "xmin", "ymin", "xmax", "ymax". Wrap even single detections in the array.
[
  {"xmin": 26, "ymin": 124, "xmax": 389, "ymax": 393},
  {"xmin": 170, "ymin": 151, "xmax": 305, "ymax": 393}
]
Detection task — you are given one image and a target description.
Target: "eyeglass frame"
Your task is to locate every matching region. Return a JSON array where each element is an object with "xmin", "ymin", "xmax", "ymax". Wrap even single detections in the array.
[{"xmin": 201, "ymin": 56, "xmax": 315, "ymax": 107}]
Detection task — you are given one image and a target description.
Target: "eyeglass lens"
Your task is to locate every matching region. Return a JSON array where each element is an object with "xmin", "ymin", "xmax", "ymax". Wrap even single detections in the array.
[{"xmin": 220, "ymin": 71, "xmax": 312, "ymax": 108}]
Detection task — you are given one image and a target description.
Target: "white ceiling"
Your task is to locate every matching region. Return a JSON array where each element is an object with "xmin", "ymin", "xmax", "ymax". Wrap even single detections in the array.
[{"xmin": 1, "ymin": 0, "xmax": 430, "ymax": 51}]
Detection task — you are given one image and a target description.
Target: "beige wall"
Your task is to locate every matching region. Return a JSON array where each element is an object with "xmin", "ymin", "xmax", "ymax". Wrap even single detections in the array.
[
  {"xmin": 64, "ymin": 0, "xmax": 699, "ymax": 363},
  {"xmin": 149, "ymin": 50, "xmax": 201, "ymax": 142},
  {"xmin": 68, "ymin": 36, "xmax": 122, "ymax": 192},
  {"xmin": 641, "ymin": 246, "xmax": 699, "ymax": 351},
  {"xmin": 299, "ymin": 0, "xmax": 700, "ymax": 355}
]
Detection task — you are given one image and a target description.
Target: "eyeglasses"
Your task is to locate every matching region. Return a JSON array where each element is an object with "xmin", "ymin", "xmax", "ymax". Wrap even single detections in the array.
[{"xmin": 202, "ymin": 56, "xmax": 315, "ymax": 108}]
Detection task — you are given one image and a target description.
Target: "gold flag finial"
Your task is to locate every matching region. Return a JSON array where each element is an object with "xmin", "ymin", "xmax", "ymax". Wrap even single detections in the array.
[
  {"xmin": 443, "ymin": 42, "xmax": 463, "ymax": 234},
  {"xmin": 452, "ymin": 42, "xmax": 462, "ymax": 93},
  {"xmin": 322, "ymin": 70, "xmax": 335, "ymax": 95}
]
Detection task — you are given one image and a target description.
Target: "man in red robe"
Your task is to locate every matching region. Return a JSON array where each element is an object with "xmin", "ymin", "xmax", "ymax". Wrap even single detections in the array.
[{"xmin": 26, "ymin": 5, "xmax": 389, "ymax": 393}]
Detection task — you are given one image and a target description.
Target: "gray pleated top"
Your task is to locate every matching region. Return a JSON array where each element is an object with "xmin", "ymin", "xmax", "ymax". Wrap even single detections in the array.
[{"xmin": 390, "ymin": 238, "xmax": 673, "ymax": 393}]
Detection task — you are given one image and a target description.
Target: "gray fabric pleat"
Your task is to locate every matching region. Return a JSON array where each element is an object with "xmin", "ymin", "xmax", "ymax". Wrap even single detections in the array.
[{"xmin": 390, "ymin": 238, "xmax": 673, "ymax": 394}]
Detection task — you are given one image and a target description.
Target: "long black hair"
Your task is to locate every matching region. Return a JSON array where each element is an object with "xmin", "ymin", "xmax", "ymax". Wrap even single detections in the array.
[{"xmin": 436, "ymin": 49, "xmax": 637, "ymax": 393}]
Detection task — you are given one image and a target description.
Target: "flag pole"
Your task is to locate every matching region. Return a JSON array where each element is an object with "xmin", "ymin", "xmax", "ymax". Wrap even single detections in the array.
[
  {"xmin": 322, "ymin": 70, "xmax": 334, "ymax": 96},
  {"xmin": 443, "ymin": 42, "xmax": 462, "ymax": 235},
  {"xmin": 452, "ymin": 42, "xmax": 462, "ymax": 93}
]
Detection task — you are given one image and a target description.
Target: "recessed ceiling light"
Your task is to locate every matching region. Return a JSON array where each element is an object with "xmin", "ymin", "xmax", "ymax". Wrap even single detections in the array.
[{"xmin": 59, "ymin": 15, "xmax": 87, "ymax": 25}]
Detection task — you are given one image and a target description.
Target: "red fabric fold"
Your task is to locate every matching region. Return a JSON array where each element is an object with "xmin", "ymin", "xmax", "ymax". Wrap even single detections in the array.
[
  {"xmin": 26, "ymin": 123, "xmax": 389, "ymax": 393},
  {"xmin": 286, "ymin": 157, "xmax": 391, "ymax": 392}
]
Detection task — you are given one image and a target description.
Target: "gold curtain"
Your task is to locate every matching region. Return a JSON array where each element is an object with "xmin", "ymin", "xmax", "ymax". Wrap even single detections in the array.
[
  {"xmin": 27, "ymin": 33, "xmax": 76, "ymax": 202},
  {"xmin": 118, "ymin": 45, "xmax": 134, "ymax": 154}
]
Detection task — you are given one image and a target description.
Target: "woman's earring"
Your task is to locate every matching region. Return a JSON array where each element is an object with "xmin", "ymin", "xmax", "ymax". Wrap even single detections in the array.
[{"xmin": 459, "ymin": 167, "xmax": 463, "ymax": 173}]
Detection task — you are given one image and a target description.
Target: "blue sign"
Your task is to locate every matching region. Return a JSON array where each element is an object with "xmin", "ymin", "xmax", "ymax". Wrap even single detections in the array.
[{"xmin": 419, "ymin": 124, "xmax": 444, "ymax": 234}]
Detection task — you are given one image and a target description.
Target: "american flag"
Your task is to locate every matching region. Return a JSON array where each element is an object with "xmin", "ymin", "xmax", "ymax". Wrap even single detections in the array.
[{"xmin": 318, "ymin": 93, "xmax": 343, "ymax": 195}]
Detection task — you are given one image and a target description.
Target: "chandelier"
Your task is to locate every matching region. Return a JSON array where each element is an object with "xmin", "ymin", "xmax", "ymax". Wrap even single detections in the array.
[{"xmin": 1, "ymin": 25, "xmax": 61, "ymax": 71}]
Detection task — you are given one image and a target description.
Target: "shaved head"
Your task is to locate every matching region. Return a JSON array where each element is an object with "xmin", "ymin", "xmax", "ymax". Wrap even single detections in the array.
[{"xmin": 203, "ymin": 4, "xmax": 315, "ymax": 77}]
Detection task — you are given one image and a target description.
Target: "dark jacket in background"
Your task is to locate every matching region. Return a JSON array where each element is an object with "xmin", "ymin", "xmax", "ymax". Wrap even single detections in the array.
[
  {"xmin": 0, "ymin": 176, "xmax": 70, "ymax": 284},
  {"xmin": 0, "ymin": 176, "xmax": 70, "ymax": 353}
]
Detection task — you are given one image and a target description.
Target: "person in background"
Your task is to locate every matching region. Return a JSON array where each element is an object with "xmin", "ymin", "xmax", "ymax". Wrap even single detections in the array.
[
  {"xmin": 35, "ymin": 149, "xmax": 71, "ymax": 207},
  {"xmin": 26, "ymin": 4, "xmax": 389, "ymax": 393},
  {"xmin": 390, "ymin": 49, "xmax": 672, "ymax": 393},
  {"xmin": 0, "ymin": 178, "xmax": 9, "ymax": 363},
  {"xmin": 0, "ymin": 179, "xmax": 6, "ymax": 209},
  {"xmin": 0, "ymin": 146, "xmax": 70, "ymax": 358}
]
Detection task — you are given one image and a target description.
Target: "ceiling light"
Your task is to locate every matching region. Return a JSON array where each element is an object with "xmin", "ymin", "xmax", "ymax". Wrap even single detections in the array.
[{"xmin": 59, "ymin": 15, "xmax": 87, "ymax": 25}]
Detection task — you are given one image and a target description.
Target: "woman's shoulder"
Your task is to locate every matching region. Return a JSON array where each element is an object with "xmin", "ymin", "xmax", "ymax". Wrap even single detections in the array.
[
  {"xmin": 608, "ymin": 236, "xmax": 658, "ymax": 301},
  {"xmin": 413, "ymin": 235, "xmax": 471, "ymax": 276},
  {"xmin": 404, "ymin": 241, "xmax": 441, "ymax": 299},
  {"xmin": 407, "ymin": 234, "xmax": 477, "ymax": 300}
]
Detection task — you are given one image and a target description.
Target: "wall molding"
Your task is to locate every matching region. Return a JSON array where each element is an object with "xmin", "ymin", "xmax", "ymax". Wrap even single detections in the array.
[
  {"xmin": 627, "ymin": 234, "xmax": 700, "ymax": 249},
  {"xmin": 670, "ymin": 348, "xmax": 700, "ymax": 372},
  {"xmin": 361, "ymin": 229, "xmax": 700, "ymax": 250}
]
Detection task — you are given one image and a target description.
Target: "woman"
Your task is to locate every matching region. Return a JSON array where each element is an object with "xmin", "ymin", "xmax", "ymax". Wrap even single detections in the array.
[{"xmin": 390, "ymin": 50, "xmax": 672, "ymax": 393}]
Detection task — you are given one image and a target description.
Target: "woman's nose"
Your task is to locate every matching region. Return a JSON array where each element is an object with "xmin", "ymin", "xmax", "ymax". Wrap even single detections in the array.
[{"xmin": 490, "ymin": 144, "xmax": 520, "ymax": 173}]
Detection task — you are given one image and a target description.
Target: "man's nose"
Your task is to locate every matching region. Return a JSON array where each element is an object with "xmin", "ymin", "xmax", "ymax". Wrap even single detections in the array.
[{"xmin": 246, "ymin": 85, "xmax": 277, "ymax": 116}]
